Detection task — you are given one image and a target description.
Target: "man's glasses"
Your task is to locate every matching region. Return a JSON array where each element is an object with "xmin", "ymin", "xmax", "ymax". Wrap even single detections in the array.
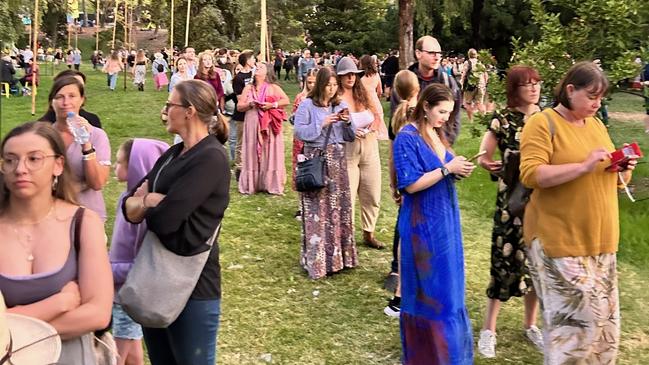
[
  {"xmin": 418, "ymin": 49, "xmax": 442, "ymax": 57},
  {"xmin": 0, "ymin": 152, "xmax": 58, "ymax": 174}
]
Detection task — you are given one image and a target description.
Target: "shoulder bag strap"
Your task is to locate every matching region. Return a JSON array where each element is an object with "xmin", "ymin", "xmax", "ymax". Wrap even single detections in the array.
[{"xmin": 541, "ymin": 109, "xmax": 555, "ymax": 140}]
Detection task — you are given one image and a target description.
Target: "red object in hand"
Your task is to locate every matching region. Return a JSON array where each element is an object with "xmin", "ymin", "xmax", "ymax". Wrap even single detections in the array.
[{"xmin": 607, "ymin": 142, "xmax": 643, "ymax": 172}]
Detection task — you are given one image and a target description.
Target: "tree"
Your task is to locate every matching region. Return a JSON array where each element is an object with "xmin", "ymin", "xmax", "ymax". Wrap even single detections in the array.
[
  {"xmin": 398, "ymin": 0, "xmax": 414, "ymax": 68},
  {"xmin": 302, "ymin": 0, "xmax": 397, "ymax": 55}
]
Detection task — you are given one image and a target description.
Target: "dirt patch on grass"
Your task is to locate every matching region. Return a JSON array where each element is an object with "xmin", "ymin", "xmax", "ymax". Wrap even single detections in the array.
[{"xmin": 610, "ymin": 111, "xmax": 647, "ymax": 122}]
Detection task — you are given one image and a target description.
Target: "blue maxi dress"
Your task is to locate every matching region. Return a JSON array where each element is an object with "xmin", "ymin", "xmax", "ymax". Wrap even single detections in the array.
[{"xmin": 393, "ymin": 124, "xmax": 473, "ymax": 365}]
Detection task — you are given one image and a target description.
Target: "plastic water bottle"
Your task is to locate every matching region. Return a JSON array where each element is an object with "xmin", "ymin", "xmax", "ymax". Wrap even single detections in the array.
[{"xmin": 67, "ymin": 112, "xmax": 90, "ymax": 144}]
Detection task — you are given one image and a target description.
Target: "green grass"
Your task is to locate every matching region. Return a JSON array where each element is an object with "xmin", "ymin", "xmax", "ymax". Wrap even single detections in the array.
[{"xmin": 1, "ymin": 66, "xmax": 648, "ymax": 364}]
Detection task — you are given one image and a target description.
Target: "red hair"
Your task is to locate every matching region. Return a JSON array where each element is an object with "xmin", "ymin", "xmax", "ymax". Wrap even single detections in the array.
[{"xmin": 506, "ymin": 66, "xmax": 541, "ymax": 108}]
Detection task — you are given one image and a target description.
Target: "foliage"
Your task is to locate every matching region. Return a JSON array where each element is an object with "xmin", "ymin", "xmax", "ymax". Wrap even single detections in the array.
[
  {"xmin": 510, "ymin": 0, "xmax": 647, "ymax": 104},
  {"xmin": 170, "ymin": 0, "xmax": 229, "ymax": 50},
  {"xmin": 302, "ymin": 0, "xmax": 397, "ymax": 55}
]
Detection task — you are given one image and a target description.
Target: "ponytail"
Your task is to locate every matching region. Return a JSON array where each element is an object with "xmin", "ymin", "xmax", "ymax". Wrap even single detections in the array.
[
  {"xmin": 209, "ymin": 113, "xmax": 229, "ymax": 144},
  {"xmin": 391, "ymin": 100, "xmax": 411, "ymax": 135}
]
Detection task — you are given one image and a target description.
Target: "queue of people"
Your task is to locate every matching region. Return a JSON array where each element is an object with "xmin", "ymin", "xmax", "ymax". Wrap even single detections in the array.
[{"xmin": 0, "ymin": 35, "xmax": 642, "ymax": 365}]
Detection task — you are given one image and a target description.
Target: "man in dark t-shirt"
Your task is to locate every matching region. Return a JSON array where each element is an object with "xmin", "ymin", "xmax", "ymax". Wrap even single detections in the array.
[{"xmin": 232, "ymin": 50, "xmax": 256, "ymax": 180}]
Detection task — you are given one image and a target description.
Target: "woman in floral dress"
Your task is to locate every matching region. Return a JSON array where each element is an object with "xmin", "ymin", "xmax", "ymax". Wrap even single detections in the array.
[{"xmin": 475, "ymin": 65, "xmax": 544, "ymax": 358}]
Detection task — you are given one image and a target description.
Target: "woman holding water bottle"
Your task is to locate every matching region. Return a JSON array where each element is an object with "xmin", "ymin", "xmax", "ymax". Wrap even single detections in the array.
[{"xmin": 47, "ymin": 76, "xmax": 112, "ymax": 221}]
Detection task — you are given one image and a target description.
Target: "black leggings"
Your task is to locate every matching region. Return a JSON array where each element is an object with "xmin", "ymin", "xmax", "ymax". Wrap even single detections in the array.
[{"xmin": 390, "ymin": 209, "xmax": 400, "ymax": 274}]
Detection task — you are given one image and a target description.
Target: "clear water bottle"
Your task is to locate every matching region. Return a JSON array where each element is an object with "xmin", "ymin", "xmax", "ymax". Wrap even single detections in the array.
[{"xmin": 66, "ymin": 112, "xmax": 90, "ymax": 144}]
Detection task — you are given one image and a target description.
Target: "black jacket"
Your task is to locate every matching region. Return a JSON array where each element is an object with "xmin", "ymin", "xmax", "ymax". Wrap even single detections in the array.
[
  {"xmin": 0, "ymin": 59, "xmax": 15, "ymax": 83},
  {"xmin": 389, "ymin": 63, "xmax": 462, "ymax": 145}
]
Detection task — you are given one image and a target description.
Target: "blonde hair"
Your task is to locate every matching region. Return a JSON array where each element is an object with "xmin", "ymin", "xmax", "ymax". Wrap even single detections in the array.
[{"xmin": 391, "ymin": 70, "xmax": 419, "ymax": 134}]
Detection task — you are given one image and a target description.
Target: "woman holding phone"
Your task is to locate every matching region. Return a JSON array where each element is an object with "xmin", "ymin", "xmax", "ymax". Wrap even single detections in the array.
[
  {"xmin": 393, "ymin": 83, "xmax": 475, "ymax": 364},
  {"xmin": 293, "ymin": 67, "xmax": 357, "ymax": 279},
  {"xmin": 237, "ymin": 62, "xmax": 290, "ymax": 195},
  {"xmin": 337, "ymin": 57, "xmax": 385, "ymax": 249},
  {"xmin": 475, "ymin": 65, "xmax": 544, "ymax": 358},
  {"xmin": 520, "ymin": 61, "xmax": 637, "ymax": 364}
]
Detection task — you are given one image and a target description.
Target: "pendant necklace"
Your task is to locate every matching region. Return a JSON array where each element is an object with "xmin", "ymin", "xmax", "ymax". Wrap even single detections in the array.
[{"xmin": 12, "ymin": 202, "xmax": 56, "ymax": 262}]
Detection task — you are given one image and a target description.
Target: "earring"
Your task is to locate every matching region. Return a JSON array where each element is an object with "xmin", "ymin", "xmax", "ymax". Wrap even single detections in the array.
[
  {"xmin": 424, "ymin": 114, "xmax": 428, "ymax": 120},
  {"xmin": 52, "ymin": 175, "xmax": 59, "ymax": 191}
]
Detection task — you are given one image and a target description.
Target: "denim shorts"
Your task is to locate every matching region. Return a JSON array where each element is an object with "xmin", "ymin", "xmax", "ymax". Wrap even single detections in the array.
[{"xmin": 112, "ymin": 303, "xmax": 143, "ymax": 340}]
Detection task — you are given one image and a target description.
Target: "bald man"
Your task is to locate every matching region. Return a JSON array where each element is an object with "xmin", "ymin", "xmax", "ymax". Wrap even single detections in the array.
[{"xmin": 389, "ymin": 35, "xmax": 462, "ymax": 145}]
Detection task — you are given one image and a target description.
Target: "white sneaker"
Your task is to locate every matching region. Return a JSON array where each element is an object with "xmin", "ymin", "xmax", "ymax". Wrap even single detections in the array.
[
  {"xmin": 525, "ymin": 325, "xmax": 544, "ymax": 351},
  {"xmin": 477, "ymin": 329, "xmax": 496, "ymax": 358}
]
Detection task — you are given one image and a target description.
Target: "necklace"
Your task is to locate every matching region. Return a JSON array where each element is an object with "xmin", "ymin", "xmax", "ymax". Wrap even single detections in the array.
[{"xmin": 11, "ymin": 202, "xmax": 56, "ymax": 262}]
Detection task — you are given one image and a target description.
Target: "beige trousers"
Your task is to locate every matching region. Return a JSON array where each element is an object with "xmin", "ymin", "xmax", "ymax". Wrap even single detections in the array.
[{"xmin": 345, "ymin": 132, "xmax": 382, "ymax": 232}]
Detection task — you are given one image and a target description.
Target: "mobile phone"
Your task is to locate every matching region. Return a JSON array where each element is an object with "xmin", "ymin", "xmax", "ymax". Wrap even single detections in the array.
[
  {"xmin": 467, "ymin": 150, "xmax": 487, "ymax": 163},
  {"xmin": 606, "ymin": 142, "xmax": 643, "ymax": 172}
]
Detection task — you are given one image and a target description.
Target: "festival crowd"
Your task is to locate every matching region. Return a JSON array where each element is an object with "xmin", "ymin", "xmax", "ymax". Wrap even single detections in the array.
[{"xmin": 0, "ymin": 32, "xmax": 647, "ymax": 365}]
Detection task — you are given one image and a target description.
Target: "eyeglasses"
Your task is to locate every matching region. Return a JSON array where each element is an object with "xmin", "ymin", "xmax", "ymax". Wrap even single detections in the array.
[
  {"xmin": 0, "ymin": 152, "xmax": 58, "ymax": 174},
  {"xmin": 418, "ymin": 49, "xmax": 442, "ymax": 57},
  {"xmin": 164, "ymin": 102, "xmax": 188, "ymax": 111},
  {"xmin": 519, "ymin": 81, "xmax": 543, "ymax": 89}
]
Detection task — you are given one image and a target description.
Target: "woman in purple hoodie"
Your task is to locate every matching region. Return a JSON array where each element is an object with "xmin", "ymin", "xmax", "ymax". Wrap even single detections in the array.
[{"xmin": 109, "ymin": 138, "xmax": 169, "ymax": 365}]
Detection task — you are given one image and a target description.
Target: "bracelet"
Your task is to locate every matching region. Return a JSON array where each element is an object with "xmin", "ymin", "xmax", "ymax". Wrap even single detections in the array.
[
  {"xmin": 82, "ymin": 146, "xmax": 95, "ymax": 155},
  {"xmin": 82, "ymin": 152, "xmax": 96, "ymax": 161},
  {"xmin": 142, "ymin": 193, "xmax": 149, "ymax": 209},
  {"xmin": 273, "ymin": 102, "xmax": 278, "ymax": 109}
]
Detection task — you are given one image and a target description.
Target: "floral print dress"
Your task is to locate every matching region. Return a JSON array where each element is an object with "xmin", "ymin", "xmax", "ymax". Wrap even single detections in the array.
[{"xmin": 485, "ymin": 108, "xmax": 533, "ymax": 301}]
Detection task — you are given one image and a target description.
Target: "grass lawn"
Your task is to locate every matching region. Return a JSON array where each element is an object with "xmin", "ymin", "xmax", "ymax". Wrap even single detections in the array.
[{"xmin": 1, "ymin": 64, "xmax": 648, "ymax": 364}]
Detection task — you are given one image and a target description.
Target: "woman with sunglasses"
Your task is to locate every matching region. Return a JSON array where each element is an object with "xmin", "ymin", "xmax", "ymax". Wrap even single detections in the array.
[
  {"xmin": 475, "ymin": 66, "xmax": 544, "ymax": 358},
  {"xmin": 124, "ymin": 80, "xmax": 229, "ymax": 365},
  {"xmin": 519, "ymin": 61, "xmax": 638, "ymax": 364},
  {"xmin": 0, "ymin": 122, "xmax": 112, "ymax": 364},
  {"xmin": 45, "ymin": 76, "xmax": 111, "ymax": 222}
]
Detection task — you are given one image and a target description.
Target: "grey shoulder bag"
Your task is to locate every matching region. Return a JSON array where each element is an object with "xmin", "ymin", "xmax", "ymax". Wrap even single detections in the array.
[{"xmin": 117, "ymin": 154, "xmax": 220, "ymax": 328}]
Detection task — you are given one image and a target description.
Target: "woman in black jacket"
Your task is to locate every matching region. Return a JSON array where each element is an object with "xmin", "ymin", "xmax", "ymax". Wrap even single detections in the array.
[{"xmin": 124, "ymin": 80, "xmax": 230, "ymax": 365}]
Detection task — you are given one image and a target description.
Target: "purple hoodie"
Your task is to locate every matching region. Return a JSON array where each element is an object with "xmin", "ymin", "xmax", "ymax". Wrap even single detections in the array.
[{"xmin": 109, "ymin": 138, "xmax": 169, "ymax": 292}]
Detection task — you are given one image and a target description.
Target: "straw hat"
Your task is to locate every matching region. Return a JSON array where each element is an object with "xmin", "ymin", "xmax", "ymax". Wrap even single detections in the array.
[
  {"xmin": 336, "ymin": 57, "xmax": 363, "ymax": 76},
  {"xmin": 0, "ymin": 292, "xmax": 61, "ymax": 364}
]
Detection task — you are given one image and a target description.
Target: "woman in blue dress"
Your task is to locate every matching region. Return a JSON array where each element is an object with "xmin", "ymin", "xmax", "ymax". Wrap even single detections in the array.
[{"xmin": 393, "ymin": 83, "xmax": 476, "ymax": 364}]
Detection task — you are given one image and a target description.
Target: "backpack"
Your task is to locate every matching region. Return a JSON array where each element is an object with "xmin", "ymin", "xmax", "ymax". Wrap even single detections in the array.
[
  {"xmin": 462, "ymin": 60, "xmax": 476, "ymax": 92},
  {"xmin": 157, "ymin": 63, "xmax": 164, "ymax": 73}
]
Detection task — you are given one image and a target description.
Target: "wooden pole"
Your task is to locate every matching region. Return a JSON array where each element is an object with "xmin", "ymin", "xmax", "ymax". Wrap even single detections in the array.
[
  {"xmin": 31, "ymin": 0, "xmax": 39, "ymax": 116},
  {"xmin": 95, "ymin": 0, "xmax": 100, "ymax": 51},
  {"xmin": 170, "ymin": 0, "xmax": 174, "ymax": 52},
  {"xmin": 184, "ymin": 0, "xmax": 190, "ymax": 47},
  {"xmin": 260, "ymin": 0, "xmax": 267, "ymax": 62},
  {"xmin": 123, "ymin": 0, "xmax": 127, "ymax": 50},
  {"xmin": 111, "ymin": 0, "xmax": 118, "ymax": 48}
]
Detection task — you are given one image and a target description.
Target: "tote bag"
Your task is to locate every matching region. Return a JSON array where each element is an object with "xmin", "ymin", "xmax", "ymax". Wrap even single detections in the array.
[{"xmin": 116, "ymin": 154, "xmax": 220, "ymax": 328}]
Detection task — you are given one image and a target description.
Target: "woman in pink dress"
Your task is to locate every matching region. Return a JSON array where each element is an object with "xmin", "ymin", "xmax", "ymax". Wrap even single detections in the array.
[{"xmin": 237, "ymin": 62, "xmax": 290, "ymax": 195}]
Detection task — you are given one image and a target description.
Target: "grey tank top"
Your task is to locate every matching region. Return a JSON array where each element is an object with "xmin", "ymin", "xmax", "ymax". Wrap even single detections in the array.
[{"xmin": 0, "ymin": 208, "xmax": 81, "ymax": 308}]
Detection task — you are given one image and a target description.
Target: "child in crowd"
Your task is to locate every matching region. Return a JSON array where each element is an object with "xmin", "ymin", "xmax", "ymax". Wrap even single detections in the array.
[
  {"xmin": 109, "ymin": 138, "xmax": 169, "ymax": 365},
  {"xmin": 384, "ymin": 70, "xmax": 420, "ymax": 318},
  {"xmin": 154, "ymin": 63, "xmax": 169, "ymax": 91}
]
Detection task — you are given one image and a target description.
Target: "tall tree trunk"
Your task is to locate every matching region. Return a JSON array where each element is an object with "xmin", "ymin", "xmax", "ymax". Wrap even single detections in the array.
[
  {"xmin": 399, "ymin": 0, "xmax": 414, "ymax": 69},
  {"xmin": 81, "ymin": 0, "xmax": 89, "ymax": 27},
  {"xmin": 471, "ymin": 0, "xmax": 484, "ymax": 48}
]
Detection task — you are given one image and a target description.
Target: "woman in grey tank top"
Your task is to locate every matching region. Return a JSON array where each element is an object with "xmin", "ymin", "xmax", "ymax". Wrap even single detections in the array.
[{"xmin": 0, "ymin": 122, "xmax": 113, "ymax": 364}]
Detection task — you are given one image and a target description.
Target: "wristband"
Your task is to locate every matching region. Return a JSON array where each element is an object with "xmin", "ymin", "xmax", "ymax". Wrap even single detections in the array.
[
  {"xmin": 142, "ymin": 193, "xmax": 150, "ymax": 209},
  {"xmin": 273, "ymin": 102, "xmax": 278, "ymax": 109},
  {"xmin": 82, "ymin": 146, "xmax": 96, "ymax": 155}
]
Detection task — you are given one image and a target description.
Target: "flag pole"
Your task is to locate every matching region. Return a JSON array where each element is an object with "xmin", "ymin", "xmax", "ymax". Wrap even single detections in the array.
[
  {"xmin": 260, "ymin": 0, "xmax": 267, "ymax": 62},
  {"xmin": 95, "ymin": 0, "xmax": 100, "ymax": 51},
  {"xmin": 184, "ymin": 0, "xmax": 190, "ymax": 47},
  {"xmin": 111, "ymin": 0, "xmax": 118, "ymax": 49},
  {"xmin": 31, "ymin": 0, "xmax": 39, "ymax": 116},
  {"xmin": 170, "ymin": 0, "xmax": 174, "ymax": 52}
]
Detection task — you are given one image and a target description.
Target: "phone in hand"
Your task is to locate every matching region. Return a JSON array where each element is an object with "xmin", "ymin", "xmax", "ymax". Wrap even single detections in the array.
[
  {"xmin": 337, "ymin": 108, "xmax": 350, "ymax": 122},
  {"xmin": 467, "ymin": 150, "xmax": 487, "ymax": 163},
  {"xmin": 606, "ymin": 142, "xmax": 642, "ymax": 172}
]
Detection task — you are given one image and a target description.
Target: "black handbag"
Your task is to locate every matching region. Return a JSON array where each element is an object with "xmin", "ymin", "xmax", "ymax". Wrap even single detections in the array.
[{"xmin": 295, "ymin": 124, "xmax": 333, "ymax": 192}]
